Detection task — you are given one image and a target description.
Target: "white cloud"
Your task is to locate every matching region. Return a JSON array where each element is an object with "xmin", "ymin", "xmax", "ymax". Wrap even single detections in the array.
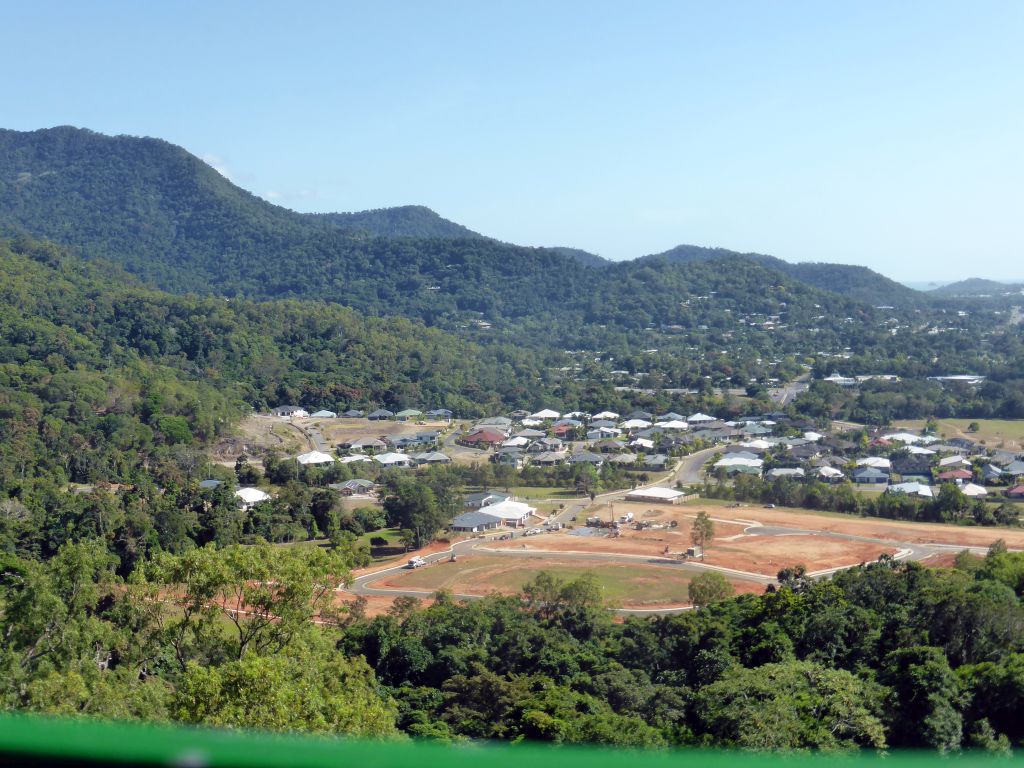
[{"xmin": 201, "ymin": 153, "xmax": 232, "ymax": 180}]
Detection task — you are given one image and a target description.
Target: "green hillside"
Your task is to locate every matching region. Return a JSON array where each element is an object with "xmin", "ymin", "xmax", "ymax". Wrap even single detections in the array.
[
  {"xmin": 0, "ymin": 127, "xmax": 894, "ymax": 329},
  {"xmin": 312, "ymin": 205, "xmax": 485, "ymax": 239},
  {"xmin": 642, "ymin": 243, "xmax": 925, "ymax": 307},
  {"xmin": 932, "ymin": 278, "xmax": 1024, "ymax": 296}
]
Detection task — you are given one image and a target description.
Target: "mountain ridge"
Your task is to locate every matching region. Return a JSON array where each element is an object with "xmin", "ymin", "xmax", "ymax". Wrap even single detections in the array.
[{"xmin": 0, "ymin": 125, "xmax": 921, "ymax": 326}]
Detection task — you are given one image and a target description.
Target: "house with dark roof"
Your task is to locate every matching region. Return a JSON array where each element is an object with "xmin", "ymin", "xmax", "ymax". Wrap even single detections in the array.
[
  {"xmin": 569, "ymin": 452, "xmax": 604, "ymax": 468},
  {"xmin": 342, "ymin": 409, "xmax": 365, "ymax": 418},
  {"xmin": 492, "ymin": 449, "xmax": 526, "ymax": 468},
  {"xmin": 854, "ymin": 467, "xmax": 889, "ymax": 484},
  {"xmin": 643, "ymin": 454, "xmax": 671, "ymax": 471},
  {"xmin": 450, "ymin": 511, "xmax": 503, "ymax": 532},
  {"xmin": 367, "ymin": 409, "xmax": 395, "ymax": 420},
  {"xmin": 330, "ymin": 479, "xmax": 377, "ymax": 495},
  {"xmin": 892, "ymin": 457, "xmax": 934, "ymax": 483}
]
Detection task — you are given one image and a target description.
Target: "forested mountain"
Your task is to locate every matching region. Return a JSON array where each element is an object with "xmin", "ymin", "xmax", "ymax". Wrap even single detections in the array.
[
  {"xmin": 0, "ymin": 235, "xmax": 592, "ymax": 493},
  {"xmin": 0, "ymin": 126, "xmax": 920, "ymax": 331},
  {"xmin": 641, "ymin": 244, "xmax": 925, "ymax": 307},
  {"xmin": 311, "ymin": 205, "xmax": 485, "ymax": 239}
]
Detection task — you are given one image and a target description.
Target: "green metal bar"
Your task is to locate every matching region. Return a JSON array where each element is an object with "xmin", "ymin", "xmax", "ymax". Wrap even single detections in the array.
[{"xmin": 0, "ymin": 713, "xmax": 1012, "ymax": 767}]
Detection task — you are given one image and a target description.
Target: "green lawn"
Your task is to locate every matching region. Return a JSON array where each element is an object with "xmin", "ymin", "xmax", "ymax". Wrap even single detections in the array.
[{"xmin": 383, "ymin": 556, "xmax": 709, "ymax": 606}]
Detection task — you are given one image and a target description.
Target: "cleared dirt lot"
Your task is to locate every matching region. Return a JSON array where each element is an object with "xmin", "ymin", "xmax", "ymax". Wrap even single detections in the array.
[
  {"xmin": 702, "ymin": 503, "xmax": 1024, "ymax": 549},
  {"xmin": 374, "ymin": 556, "xmax": 764, "ymax": 607},
  {"xmin": 210, "ymin": 415, "xmax": 312, "ymax": 463},
  {"xmin": 313, "ymin": 417, "xmax": 451, "ymax": 446},
  {"xmin": 702, "ymin": 535, "xmax": 899, "ymax": 576}
]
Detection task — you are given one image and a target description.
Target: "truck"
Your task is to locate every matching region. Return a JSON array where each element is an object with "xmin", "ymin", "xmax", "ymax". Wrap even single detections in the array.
[
  {"xmin": 619, "ymin": 512, "xmax": 634, "ymax": 524},
  {"xmin": 407, "ymin": 556, "xmax": 427, "ymax": 569}
]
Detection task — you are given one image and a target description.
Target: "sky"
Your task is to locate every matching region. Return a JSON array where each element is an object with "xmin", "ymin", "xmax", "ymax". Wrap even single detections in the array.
[{"xmin": 5, "ymin": 1, "xmax": 1023, "ymax": 281}]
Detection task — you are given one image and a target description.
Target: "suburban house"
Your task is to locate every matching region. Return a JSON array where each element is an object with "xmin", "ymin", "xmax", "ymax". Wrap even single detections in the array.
[
  {"xmin": 766, "ymin": 467, "xmax": 805, "ymax": 480},
  {"xmin": 625, "ymin": 487, "xmax": 685, "ymax": 504},
  {"xmin": 342, "ymin": 409, "xmax": 366, "ymax": 418},
  {"xmin": 295, "ymin": 450, "xmax": 335, "ymax": 465},
  {"xmin": 410, "ymin": 451, "xmax": 451, "ymax": 465},
  {"xmin": 271, "ymin": 405, "xmax": 308, "ymax": 418},
  {"xmin": 374, "ymin": 452, "xmax": 411, "ymax": 468},
  {"xmin": 816, "ymin": 466, "xmax": 845, "ymax": 482},
  {"xmin": 531, "ymin": 451, "xmax": 566, "ymax": 466},
  {"xmin": 464, "ymin": 491, "xmax": 512, "ymax": 509},
  {"xmin": 478, "ymin": 416, "xmax": 513, "ymax": 429},
  {"xmin": 569, "ymin": 451, "xmax": 604, "ymax": 468},
  {"xmin": 529, "ymin": 409, "xmax": 560, "ymax": 420},
  {"xmin": 450, "ymin": 511, "xmax": 503, "ymax": 533},
  {"xmin": 982, "ymin": 464, "xmax": 1005, "ymax": 483},
  {"xmin": 346, "ymin": 437, "xmax": 387, "ymax": 453},
  {"xmin": 891, "ymin": 457, "xmax": 933, "ymax": 483},
  {"xmin": 480, "ymin": 499, "xmax": 535, "ymax": 527},
  {"xmin": 395, "ymin": 409, "xmax": 423, "ymax": 421},
  {"xmin": 367, "ymin": 409, "xmax": 395, "ymax": 421},
  {"xmin": 1008, "ymin": 485, "xmax": 1024, "ymax": 499},
  {"xmin": 198, "ymin": 479, "xmax": 222, "ymax": 490},
  {"xmin": 426, "ymin": 409, "xmax": 454, "ymax": 420},
  {"xmin": 643, "ymin": 454, "xmax": 671, "ymax": 471},
  {"xmin": 310, "ymin": 410, "xmax": 337, "ymax": 418},
  {"xmin": 887, "ymin": 482, "xmax": 933, "ymax": 498},
  {"xmin": 937, "ymin": 468, "xmax": 973, "ymax": 483},
  {"xmin": 330, "ymin": 479, "xmax": 376, "ymax": 496},
  {"xmin": 854, "ymin": 467, "xmax": 889, "ymax": 484},
  {"xmin": 493, "ymin": 449, "xmax": 526, "ymax": 468},
  {"xmin": 235, "ymin": 487, "xmax": 271, "ymax": 509},
  {"xmin": 460, "ymin": 428, "xmax": 507, "ymax": 447}
]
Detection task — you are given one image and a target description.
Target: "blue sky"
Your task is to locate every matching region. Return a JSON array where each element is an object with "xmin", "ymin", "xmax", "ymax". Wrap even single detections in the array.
[{"xmin": 6, "ymin": 1, "xmax": 1023, "ymax": 280}]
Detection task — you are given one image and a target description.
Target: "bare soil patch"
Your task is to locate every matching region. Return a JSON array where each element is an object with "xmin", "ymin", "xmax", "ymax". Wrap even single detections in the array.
[{"xmin": 701, "ymin": 535, "xmax": 900, "ymax": 576}]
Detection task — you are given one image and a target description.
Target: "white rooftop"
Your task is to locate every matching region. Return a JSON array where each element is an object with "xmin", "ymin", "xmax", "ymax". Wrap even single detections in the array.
[
  {"xmin": 530, "ymin": 409, "xmax": 560, "ymax": 420},
  {"xmin": 626, "ymin": 487, "xmax": 685, "ymax": 501},
  {"xmin": 296, "ymin": 450, "xmax": 335, "ymax": 465},
  {"xmin": 235, "ymin": 487, "xmax": 271, "ymax": 504}
]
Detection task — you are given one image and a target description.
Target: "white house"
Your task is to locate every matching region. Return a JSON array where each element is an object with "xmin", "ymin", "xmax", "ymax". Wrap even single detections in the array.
[
  {"xmin": 482, "ymin": 499, "xmax": 535, "ymax": 527},
  {"xmin": 856, "ymin": 457, "xmax": 892, "ymax": 469},
  {"xmin": 296, "ymin": 450, "xmax": 336, "ymax": 465},
  {"xmin": 688, "ymin": 413, "xmax": 716, "ymax": 423},
  {"xmin": 235, "ymin": 487, "xmax": 271, "ymax": 509},
  {"xmin": 375, "ymin": 452, "xmax": 412, "ymax": 468},
  {"xmin": 624, "ymin": 487, "xmax": 684, "ymax": 504},
  {"xmin": 530, "ymin": 409, "xmax": 560, "ymax": 420}
]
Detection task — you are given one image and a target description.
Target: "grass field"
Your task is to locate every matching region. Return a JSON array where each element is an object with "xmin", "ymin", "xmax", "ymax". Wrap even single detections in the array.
[
  {"xmin": 893, "ymin": 418, "xmax": 1024, "ymax": 450},
  {"xmin": 380, "ymin": 556, "xmax": 704, "ymax": 605}
]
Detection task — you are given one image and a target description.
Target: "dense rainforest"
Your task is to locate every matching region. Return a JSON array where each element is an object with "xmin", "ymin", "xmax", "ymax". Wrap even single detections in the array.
[{"xmin": 3, "ymin": 539, "xmax": 1024, "ymax": 752}]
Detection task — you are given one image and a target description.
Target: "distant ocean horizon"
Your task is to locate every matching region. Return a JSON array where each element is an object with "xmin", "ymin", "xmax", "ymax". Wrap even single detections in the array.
[{"xmin": 900, "ymin": 280, "xmax": 954, "ymax": 291}]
